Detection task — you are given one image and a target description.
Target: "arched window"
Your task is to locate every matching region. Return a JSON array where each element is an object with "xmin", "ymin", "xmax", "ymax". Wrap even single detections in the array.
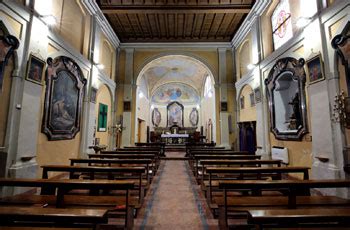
[{"xmin": 204, "ymin": 76, "xmax": 213, "ymax": 98}]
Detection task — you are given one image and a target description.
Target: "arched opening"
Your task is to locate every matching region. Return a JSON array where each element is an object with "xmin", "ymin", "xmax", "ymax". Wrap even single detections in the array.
[
  {"xmin": 238, "ymin": 84, "xmax": 257, "ymax": 153},
  {"xmin": 135, "ymin": 55, "xmax": 216, "ymax": 144},
  {"xmin": 95, "ymin": 84, "xmax": 113, "ymax": 147}
]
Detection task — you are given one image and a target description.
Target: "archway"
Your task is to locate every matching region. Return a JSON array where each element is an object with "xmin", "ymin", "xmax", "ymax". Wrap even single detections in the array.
[
  {"xmin": 135, "ymin": 55, "xmax": 216, "ymax": 144},
  {"xmin": 94, "ymin": 84, "xmax": 113, "ymax": 147}
]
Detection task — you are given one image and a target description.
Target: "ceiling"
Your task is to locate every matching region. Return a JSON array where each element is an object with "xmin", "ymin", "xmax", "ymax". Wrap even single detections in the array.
[
  {"xmin": 139, "ymin": 55, "xmax": 210, "ymax": 97},
  {"xmin": 97, "ymin": 0, "xmax": 255, "ymax": 43}
]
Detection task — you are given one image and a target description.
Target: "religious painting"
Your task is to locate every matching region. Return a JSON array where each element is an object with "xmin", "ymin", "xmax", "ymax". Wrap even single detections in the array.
[
  {"xmin": 167, "ymin": 101, "xmax": 184, "ymax": 127},
  {"xmin": 221, "ymin": 102, "xmax": 227, "ymax": 111},
  {"xmin": 25, "ymin": 54, "xmax": 45, "ymax": 85},
  {"xmin": 240, "ymin": 96, "xmax": 245, "ymax": 109},
  {"xmin": 254, "ymin": 87, "xmax": 261, "ymax": 103},
  {"xmin": 306, "ymin": 54, "xmax": 325, "ymax": 84},
  {"xmin": 152, "ymin": 83, "xmax": 200, "ymax": 105},
  {"xmin": 189, "ymin": 108, "xmax": 199, "ymax": 127},
  {"xmin": 42, "ymin": 56, "xmax": 87, "ymax": 140},
  {"xmin": 98, "ymin": 103, "xmax": 108, "ymax": 132},
  {"xmin": 152, "ymin": 108, "xmax": 161, "ymax": 127},
  {"xmin": 90, "ymin": 87, "xmax": 97, "ymax": 103},
  {"xmin": 124, "ymin": 101, "xmax": 131, "ymax": 111},
  {"xmin": 0, "ymin": 21, "xmax": 19, "ymax": 92}
]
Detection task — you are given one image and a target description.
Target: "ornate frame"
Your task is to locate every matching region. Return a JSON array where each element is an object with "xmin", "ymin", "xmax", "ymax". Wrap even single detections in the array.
[
  {"xmin": 42, "ymin": 56, "xmax": 87, "ymax": 140},
  {"xmin": 25, "ymin": 53, "xmax": 45, "ymax": 85},
  {"xmin": 167, "ymin": 101, "xmax": 184, "ymax": 127},
  {"xmin": 189, "ymin": 108, "xmax": 199, "ymax": 127},
  {"xmin": 151, "ymin": 108, "xmax": 161, "ymax": 127},
  {"xmin": 265, "ymin": 57, "xmax": 308, "ymax": 140}
]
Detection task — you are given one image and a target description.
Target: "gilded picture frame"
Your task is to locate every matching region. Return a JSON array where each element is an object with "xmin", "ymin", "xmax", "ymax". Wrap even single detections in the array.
[
  {"xmin": 26, "ymin": 54, "xmax": 45, "ymax": 85},
  {"xmin": 306, "ymin": 53, "xmax": 325, "ymax": 84}
]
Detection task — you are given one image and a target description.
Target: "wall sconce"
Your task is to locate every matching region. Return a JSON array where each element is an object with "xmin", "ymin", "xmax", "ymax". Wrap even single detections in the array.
[
  {"xmin": 95, "ymin": 63, "xmax": 105, "ymax": 70},
  {"xmin": 40, "ymin": 15, "xmax": 57, "ymax": 26},
  {"xmin": 296, "ymin": 17, "xmax": 312, "ymax": 29},
  {"xmin": 247, "ymin": 63, "xmax": 256, "ymax": 70},
  {"xmin": 332, "ymin": 90, "xmax": 350, "ymax": 128}
]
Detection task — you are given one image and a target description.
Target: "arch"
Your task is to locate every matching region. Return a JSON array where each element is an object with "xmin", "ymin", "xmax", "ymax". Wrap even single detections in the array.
[
  {"xmin": 100, "ymin": 39, "xmax": 114, "ymax": 79},
  {"xmin": 95, "ymin": 84, "xmax": 113, "ymax": 146},
  {"xmin": 135, "ymin": 53, "xmax": 217, "ymax": 87},
  {"xmin": 238, "ymin": 39, "xmax": 251, "ymax": 77}
]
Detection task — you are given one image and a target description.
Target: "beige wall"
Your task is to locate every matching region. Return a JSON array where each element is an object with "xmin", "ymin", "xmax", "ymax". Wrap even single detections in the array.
[
  {"xmin": 95, "ymin": 84, "xmax": 112, "ymax": 146},
  {"xmin": 52, "ymin": 0, "xmax": 90, "ymax": 58},
  {"xmin": 239, "ymin": 85, "xmax": 257, "ymax": 122}
]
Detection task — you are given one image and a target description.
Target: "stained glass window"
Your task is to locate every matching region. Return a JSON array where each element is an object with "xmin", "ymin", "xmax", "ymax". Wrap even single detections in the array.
[{"xmin": 271, "ymin": 0, "xmax": 293, "ymax": 50}]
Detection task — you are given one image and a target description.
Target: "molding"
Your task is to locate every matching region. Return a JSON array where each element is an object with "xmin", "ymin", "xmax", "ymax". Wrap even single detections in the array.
[
  {"xmin": 120, "ymin": 42, "xmax": 231, "ymax": 49},
  {"xmin": 231, "ymin": 0, "xmax": 271, "ymax": 48},
  {"xmin": 82, "ymin": 0, "xmax": 120, "ymax": 48},
  {"xmin": 320, "ymin": 1, "xmax": 349, "ymax": 25}
]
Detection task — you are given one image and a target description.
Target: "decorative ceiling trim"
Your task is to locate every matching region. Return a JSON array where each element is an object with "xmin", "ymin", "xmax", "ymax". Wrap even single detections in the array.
[
  {"xmin": 82, "ymin": 0, "xmax": 120, "ymax": 48},
  {"xmin": 231, "ymin": 0, "xmax": 271, "ymax": 48}
]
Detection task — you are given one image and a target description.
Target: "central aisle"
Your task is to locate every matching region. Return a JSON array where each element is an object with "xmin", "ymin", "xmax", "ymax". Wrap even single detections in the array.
[{"xmin": 136, "ymin": 160, "xmax": 217, "ymax": 229}]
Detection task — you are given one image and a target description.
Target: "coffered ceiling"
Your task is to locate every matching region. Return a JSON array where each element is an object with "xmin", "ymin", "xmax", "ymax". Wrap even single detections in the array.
[{"xmin": 97, "ymin": 0, "xmax": 255, "ymax": 43}]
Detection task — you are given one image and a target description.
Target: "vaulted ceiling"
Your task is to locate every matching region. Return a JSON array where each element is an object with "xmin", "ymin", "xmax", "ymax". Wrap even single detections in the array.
[{"xmin": 97, "ymin": 0, "xmax": 255, "ymax": 43}]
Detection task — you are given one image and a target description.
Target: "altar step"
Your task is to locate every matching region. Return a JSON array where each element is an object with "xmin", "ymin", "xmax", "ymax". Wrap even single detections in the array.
[{"xmin": 165, "ymin": 144, "xmax": 186, "ymax": 152}]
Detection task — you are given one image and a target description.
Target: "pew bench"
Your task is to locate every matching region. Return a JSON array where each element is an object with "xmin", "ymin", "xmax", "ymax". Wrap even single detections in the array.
[
  {"xmin": 69, "ymin": 158, "xmax": 154, "ymax": 183},
  {"xmin": 192, "ymin": 155, "xmax": 262, "ymax": 177},
  {"xmin": 247, "ymin": 208, "xmax": 350, "ymax": 229},
  {"xmin": 205, "ymin": 166, "xmax": 310, "ymax": 205},
  {"xmin": 218, "ymin": 179, "xmax": 350, "ymax": 229},
  {"xmin": 198, "ymin": 159, "xmax": 282, "ymax": 182},
  {"xmin": 0, "ymin": 178, "xmax": 135, "ymax": 229},
  {"xmin": 41, "ymin": 165, "xmax": 146, "ymax": 205}
]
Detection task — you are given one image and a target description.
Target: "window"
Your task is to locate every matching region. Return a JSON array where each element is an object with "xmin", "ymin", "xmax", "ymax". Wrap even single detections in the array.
[
  {"xmin": 98, "ymin": 103, "xmax": 108, "ymax": 132},
  {"xmin": 204, "ymin": 76, "xmax": 213, "ymax": 98},
  {"xmin": 271, "ymin": 0, "xmax": 293, "ymax": 50}
]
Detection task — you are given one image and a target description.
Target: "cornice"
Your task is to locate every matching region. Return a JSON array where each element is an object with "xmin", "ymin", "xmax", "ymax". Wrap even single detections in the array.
[
  {"xmin": 82, "ymin": 0, "xmax": 120, "ymax": 48},
  {"xmin": 231, "ymin": 0, "xmax": 271, "ymax": 48}
]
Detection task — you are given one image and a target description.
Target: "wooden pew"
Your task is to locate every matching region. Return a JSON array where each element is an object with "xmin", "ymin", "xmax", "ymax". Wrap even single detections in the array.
[
  {"xmin": 134, "ymin": 142, "xmax": 166, "ymax": 156},
  {"xmin": 41, "ymin": 165, "xmax": 146, "ymax": 205},
  {"xmin": 88, "ymin": 153, "xmax": 159, "ymax": 172},
  {"xmin": 218, "ymin": 179, "xmax": 350, "ymax": 229},
  {"xmin": 193, "ymin": 155, "xmax": 262, "ymax": 177},
  {"xmin": 199, "ymin": 159, "xmax": 282, "ymax": 183},
  {"xmin": 0, "ymin": 178, "xmax": 134, "ymax": 229},
  {"xmin": 70, "ymin": 158, "xmax": 153, "ymax": 184},
  {"xmin": 206, "ymin": 166, "xmax": 310, "ymax": 203}
]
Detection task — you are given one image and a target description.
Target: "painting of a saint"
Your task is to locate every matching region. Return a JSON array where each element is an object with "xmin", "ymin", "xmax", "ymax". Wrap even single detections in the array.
[
  {"xmin": 167, "ymin": 101, "xmax": 183, "ymax": 127},
  {"xmin": 152, "ymin": 108, "xmax": 161, "ymax": 127},
  {"xmin": 50, "ymin": 72, "xmax": 78, "ymax": 130},
  {"xmin": 42, "ymin": 56, "xmax": 86, "ymax": 140},
  {"xmin": 189, "ymin": 108, "xmax": 198, "ymax": 127}
]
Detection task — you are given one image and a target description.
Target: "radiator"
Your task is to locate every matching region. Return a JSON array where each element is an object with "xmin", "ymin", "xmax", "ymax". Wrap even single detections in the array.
[{"xmin": 271, "ymin": 147, "xmax": 289, "ymax": 164}]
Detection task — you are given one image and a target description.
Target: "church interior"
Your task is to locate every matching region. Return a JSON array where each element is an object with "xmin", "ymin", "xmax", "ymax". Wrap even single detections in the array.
[{"xmin": 0, "ymin": 0, "xmax": 350, "ymax": 229}]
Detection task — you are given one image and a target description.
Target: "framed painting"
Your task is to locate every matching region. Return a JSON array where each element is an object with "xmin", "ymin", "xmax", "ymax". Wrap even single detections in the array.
[
  {"xmin": 167, "ymin": 101, "xmax": 184, "ymax": 127},
  {"xmin": 90, "ymin": 87, "xmax": 97, "ymax": 103},
  {"xmin": 189, "ymin": 108, "xmax": 199, "ymax": 127},
  {"xmin": 0, "ymin": 21, "xmax": 19, "ymax": 92},
  {"xmin": 26, "ymin": 54, "xmax": 45, "ymax": 85},
  {"xmin": 42, "ymin": 56, "xmax": 87, "ymax": 140},
  {"xmin": 306, "ymin": 54, "xmax": 325, "ymax": 84},
  {"xmin": 152, "ymin": 108, "xmax": 161, "ymax": 127}
]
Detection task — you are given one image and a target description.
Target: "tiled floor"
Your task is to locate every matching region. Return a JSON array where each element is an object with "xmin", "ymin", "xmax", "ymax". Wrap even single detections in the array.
[{"xmin": 135, "ymin": 156, "xmax": 218, "ymax": 229}]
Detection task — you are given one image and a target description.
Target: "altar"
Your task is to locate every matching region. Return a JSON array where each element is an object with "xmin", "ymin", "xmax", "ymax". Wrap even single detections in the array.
[{"xmin": 161, "ymin": 133, "xmax": 189, "ymax": 144}]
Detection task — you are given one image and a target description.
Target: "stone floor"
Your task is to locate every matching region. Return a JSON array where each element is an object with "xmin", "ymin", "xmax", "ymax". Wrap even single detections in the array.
[{"xmin": 135, "ymin": 155, "xmax": 218, "ymax": 229}]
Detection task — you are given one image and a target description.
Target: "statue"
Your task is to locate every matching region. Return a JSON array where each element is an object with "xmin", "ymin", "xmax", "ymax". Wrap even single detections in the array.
[{"xmin": 288, "ymin": 92, "xmax": 301, "ymax": 129}]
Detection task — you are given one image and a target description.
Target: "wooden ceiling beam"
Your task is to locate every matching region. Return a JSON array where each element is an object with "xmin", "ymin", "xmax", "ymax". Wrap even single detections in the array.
[{"xmin": 100, "ymin": 5, "xmax": 251, "ymax": 14}]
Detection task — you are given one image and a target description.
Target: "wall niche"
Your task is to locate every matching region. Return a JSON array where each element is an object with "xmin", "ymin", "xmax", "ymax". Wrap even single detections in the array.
[{"xmin": 265, "ymin": 57, "xmax": 308, "ymax": 140}]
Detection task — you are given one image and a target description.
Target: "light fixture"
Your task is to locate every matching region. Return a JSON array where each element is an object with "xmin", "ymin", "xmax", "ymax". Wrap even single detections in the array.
[
  {"xmin": 150, "ymin": 105, "xmax": 154, "ymax": 110},
  {"xmin": 138, "ymin": 92, "xmax": 144, "ymax": 98},
  {"xmin": 41, "ymin": 15, "xmax": 57, "ymax": 26},
  {"xmin": 247, "ymin": 63, "xmax": 256, "ymax": 70},
  {"xmin": 196, "ymin": 104, "xmax": 200, "ymax": 110},
  {"xmin": 296, "ymin": 17, "xmax": 312, "ymax": 28},
  {"xmin": 96, "ymin": 63, "xmax": 105, "ymax": 70}
]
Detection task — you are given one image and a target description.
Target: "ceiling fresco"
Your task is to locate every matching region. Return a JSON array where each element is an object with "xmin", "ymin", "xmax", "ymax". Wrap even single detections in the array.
[
  {"xmin": 141, "ymin": 55, "xmax": 210, "ymax": 95},
  {"xmin": 151, "ymin": 83, "xmax": 200, "ymax": 105}
]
